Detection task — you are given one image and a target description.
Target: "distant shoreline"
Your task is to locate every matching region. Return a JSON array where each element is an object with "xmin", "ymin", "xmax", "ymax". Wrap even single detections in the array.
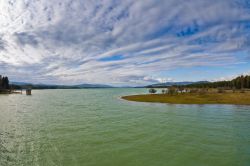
[{"xmin": 122, "ymin": 91, "xmax": 250, "ymax": 105}]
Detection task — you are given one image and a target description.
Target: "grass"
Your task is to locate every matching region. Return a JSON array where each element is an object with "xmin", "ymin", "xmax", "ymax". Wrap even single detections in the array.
[
  {"xmin": 0, "ymin": 90, "xmax": 11, "ymax": 94},
  {"xmin": 122, "ymin": 91, "xmax": 250, "ymax": 105}
]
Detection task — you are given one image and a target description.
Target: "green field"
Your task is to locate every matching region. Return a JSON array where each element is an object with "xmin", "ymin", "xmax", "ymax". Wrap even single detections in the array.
[{"xmin": 122, "ymin": 91, "xmax": 250, "ymax": 105}]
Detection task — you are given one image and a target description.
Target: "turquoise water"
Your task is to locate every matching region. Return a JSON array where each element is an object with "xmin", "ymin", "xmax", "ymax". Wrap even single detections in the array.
[{"xmin": 0, "ymin": 89, "xmax": 250, "ymax": 166}]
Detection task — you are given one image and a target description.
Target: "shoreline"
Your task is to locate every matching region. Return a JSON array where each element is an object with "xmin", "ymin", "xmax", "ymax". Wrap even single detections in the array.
[
  {"xmin": 122, "ymin": 92, "xmax": 250, "ymax": 105},
  {"xmin": 0, "ymin": 89, "xmax": 23, "ymax": 94}
]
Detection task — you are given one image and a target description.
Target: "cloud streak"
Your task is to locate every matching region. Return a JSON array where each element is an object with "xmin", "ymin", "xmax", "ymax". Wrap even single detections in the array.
[{"xmin": 0, "ymin": 0, "xmax": 250, "ymax": 85}]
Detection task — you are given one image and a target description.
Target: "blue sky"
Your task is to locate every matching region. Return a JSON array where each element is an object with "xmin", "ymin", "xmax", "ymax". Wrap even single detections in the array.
[{"xmin": 0, "ymin": 0, "xmax": 250, "ymax": 86}]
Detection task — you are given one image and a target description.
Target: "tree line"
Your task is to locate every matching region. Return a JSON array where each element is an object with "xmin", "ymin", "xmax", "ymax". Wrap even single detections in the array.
[
  {"xmin": 182, "ymin": 75, "xmax": 250, "ymax": 89},
  {"xmin": 0, "ymin": 75, "xmax": 10, "ymax": 90}
]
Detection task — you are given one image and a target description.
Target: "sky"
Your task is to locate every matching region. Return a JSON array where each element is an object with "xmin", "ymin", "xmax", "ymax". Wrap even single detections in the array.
[{"xmin": 0, "ymin": 0, "xmax": 250, "ymax": 86}]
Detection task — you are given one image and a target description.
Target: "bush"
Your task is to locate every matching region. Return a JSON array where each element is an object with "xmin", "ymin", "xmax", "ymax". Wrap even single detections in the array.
[
  {"xmin": 240, "ymin": 89, "xmax": 245, "ymax": 93},
  {"xmin": 199, "ymin": 89, "xmax": 207, "ymax": 95},
  {"xmin": 217, "ymin": 88, "xmax": 225, "ymax": 93},
  {"xmin": 168, "ymin": 87, "xmax": 176, "ymax": 95},
  {"xmin": 149, "ymin": 88, "xmax": 157, "ymax": 94},
  {"xmin": 190, "ymin": 89, "xmax": 198, "ymax": 93}
]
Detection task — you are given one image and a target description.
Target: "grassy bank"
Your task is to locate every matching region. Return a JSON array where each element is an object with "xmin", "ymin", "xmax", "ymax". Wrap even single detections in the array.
[
  {"xmin": 122, "ymin": 91, "xmax": 250, "ymax": 105},
  {"xmin": 0, "ymin": 90, "xmax": 11, "ymax": 94}
]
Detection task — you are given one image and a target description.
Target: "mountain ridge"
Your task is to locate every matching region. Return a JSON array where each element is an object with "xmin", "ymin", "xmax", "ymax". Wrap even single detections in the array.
[
  {"xmin": 11, "ymin": 82, "xmax": 113, "ymax": 89},
  {"xmin": 146, "ymin": 81, "xmax": 210, "ymax": 88}
]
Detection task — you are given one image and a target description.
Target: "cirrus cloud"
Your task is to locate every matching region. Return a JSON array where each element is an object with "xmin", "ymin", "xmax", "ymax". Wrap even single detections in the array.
[{"xmin": 0, "ymin": 0, "xmax": 250, "ymax": 86}]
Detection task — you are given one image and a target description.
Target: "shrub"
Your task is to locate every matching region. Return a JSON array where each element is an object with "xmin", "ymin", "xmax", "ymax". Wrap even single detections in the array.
[
  {"xmin": 232, "ymin": 87, "xmax": 236, "ymax": 93},
  {"xmin": 217, "ymin": 88, "xmax": 225, "ymax": 93},
  {"xmin": 190, "ymin": 89, "xmax": 198, "ymax": 93},
  {"xmin": 199, "ymin": 88, "xmax": 207, "ymax": 95},
  {"xmin": 149, "ymin": 88, "xmax": 157, "ymax": 94},
  {"xmin": 240, "ymin": 89, "xmax": 245, "ymax": 93},
  {"xmin": 168, "ymin": 87, "xmax": 176, "ymax": 95}
]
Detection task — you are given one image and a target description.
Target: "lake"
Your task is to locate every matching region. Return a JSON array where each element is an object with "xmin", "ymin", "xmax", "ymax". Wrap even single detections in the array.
[{"xmin": 0, "ymin": 89, "xmax": 250, "ymax": 166}]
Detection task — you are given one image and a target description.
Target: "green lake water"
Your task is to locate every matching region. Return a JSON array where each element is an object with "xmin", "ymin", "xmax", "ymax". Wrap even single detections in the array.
[{"xmin": 0, "ymin": 89, "xmax": 250, "ymax": 166}]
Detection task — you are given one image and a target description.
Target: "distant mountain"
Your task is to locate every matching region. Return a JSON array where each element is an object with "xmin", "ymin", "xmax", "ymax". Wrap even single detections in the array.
[
  {"xmin": 75, "ymin": 84, "xmax": 113, "ymax": 88},
  {"xmin": 10, "ymin": 82, "xmax": 113, "ymax": 89},
  {"xmin": 146, "ymin": 81, "xmax": 210, "ymax": 88},
  {"xmin": 11, "ymin": 82, "xmax": 33, "ymax": 86}
]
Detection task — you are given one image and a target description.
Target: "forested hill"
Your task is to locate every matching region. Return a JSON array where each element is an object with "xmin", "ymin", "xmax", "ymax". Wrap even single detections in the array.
[
  {"xmin": 182, "ymin": 75, "xmax": 250, "ymax": 89},
  {"xmin": 10, "ymin": 82, "xmax": 113, "ymax": 89},
  {"xmin": 2, "ymin": 75, "xmax": 113, "ymax": 90},
  {"xmin": 146, "ymin": 81, "xmax": 209, "ymax": 88}
]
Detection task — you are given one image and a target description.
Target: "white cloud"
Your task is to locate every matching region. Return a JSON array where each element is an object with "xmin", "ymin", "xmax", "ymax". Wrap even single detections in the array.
[
  {"xmin": 0, "ymin": 0, "xmax": 249, "ymax": 86},
  {"xmin": 143, "ymin": 76, "xmax": 173, "ymax": 83}
]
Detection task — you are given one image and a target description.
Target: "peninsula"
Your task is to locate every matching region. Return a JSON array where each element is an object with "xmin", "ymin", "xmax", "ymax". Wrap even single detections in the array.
[{"xmin": 122, "ymin": 75, "xmax": 250, "ymax": 105}]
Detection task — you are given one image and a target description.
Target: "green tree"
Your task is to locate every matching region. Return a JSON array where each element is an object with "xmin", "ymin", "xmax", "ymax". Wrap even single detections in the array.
[
  {"xmin": 1, "ymin": 76, "xmax": 10, "ymax": 89},
  {"xmin": 246, "ymin": 76, "xmax": 250, "ymax": 88}
]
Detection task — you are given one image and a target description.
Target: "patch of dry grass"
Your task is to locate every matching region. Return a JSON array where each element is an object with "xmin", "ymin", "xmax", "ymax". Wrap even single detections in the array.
[{"xmin": 122, "ymin": 91, "xmax": 250, "ymax": 105}]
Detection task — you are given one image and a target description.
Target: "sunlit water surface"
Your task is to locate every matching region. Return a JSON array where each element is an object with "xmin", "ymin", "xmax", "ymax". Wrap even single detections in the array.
[{"xmin": 0, "ymin": 89, "xmax": 249, "ymax": 166}]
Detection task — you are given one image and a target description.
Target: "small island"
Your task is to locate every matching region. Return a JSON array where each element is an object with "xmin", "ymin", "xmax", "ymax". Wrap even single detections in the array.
[{"xmin": 122, "ymin": 75, "xmax": 250, "ymax": 105}]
